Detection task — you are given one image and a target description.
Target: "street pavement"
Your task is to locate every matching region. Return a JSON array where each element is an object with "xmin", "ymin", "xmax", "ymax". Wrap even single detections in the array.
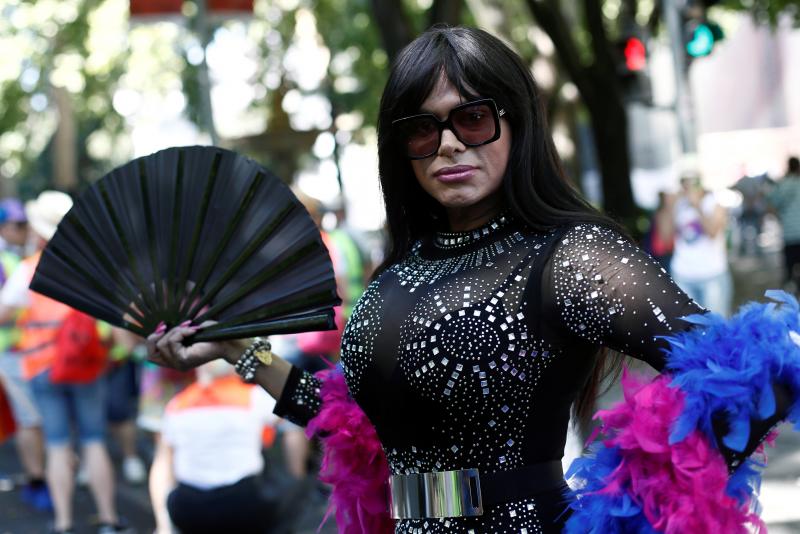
[{"xmin": 0, "ymin": 437, "xmax": 335, "ymax": 533}]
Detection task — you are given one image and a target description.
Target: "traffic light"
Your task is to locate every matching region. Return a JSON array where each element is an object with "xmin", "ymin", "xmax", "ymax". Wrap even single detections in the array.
[
  {"xmin": 623, "ymin": 36, "xmax": 647, "ymax": 72},
  {"xmin": 681, "ymin": 1, "xmax": 724, "ymax": 62},
  {"xmin": 616, "ymin": 33, "xmax": 651, "ymax": 103},
  {"xmin": 684, "ymin": 19, "xmax": 723, "ymax": 58}
]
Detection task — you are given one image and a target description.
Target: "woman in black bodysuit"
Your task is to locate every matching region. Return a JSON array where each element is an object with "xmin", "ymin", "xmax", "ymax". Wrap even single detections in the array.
[{"xmin": 146, "ymin": 26, "xmax": 787, "ymax": 533}]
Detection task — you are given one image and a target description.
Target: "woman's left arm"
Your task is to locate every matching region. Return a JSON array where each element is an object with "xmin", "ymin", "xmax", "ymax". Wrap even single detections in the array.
[
  {"xmin": 542, "ymin": 224, "xmax": 798, "ymax": 463},
  {"xmin": 541, "ymin": 223, "xmax": 703, "ymax": 371},
  {"xmin": 543, "ymin": 224, "xmax": 800, "ymax": 532}
]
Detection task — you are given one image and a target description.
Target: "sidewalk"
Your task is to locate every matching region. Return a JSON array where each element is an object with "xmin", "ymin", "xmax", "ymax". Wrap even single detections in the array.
[
  {"xmin": 0, "ymin": 438, "xmax": 336, "ymax": 534},
  {"xmin": 0, "ymin": 439, "xmax": 155, "ymax": 534}
]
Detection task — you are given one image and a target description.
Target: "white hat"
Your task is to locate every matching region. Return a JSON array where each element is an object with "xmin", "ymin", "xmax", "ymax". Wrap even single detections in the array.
[{"xmin": 25, "ymin": 190, "xmax": 73, "ymax": 241}]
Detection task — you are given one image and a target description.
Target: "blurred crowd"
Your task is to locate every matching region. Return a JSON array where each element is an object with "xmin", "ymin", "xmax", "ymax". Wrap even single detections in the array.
[
  {"xmin": 643, "ymin": 155, "xmax": 800, "ymax": 317},
  {"xmin": 0, "ymin": 191, "xmax": 375, "ymax": 534}
]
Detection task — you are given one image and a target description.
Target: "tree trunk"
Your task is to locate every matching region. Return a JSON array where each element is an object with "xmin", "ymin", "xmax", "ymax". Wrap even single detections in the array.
[
  {"xmin": 525, "ymin": 0, "xmax": 639, "ymax": 223},
  {"xmin": 429, "ymin": 0, "xmax": 463, "ymax": 27},
  {"xmin": 369, "ymin": 0, "xmax": 414, "ymax": 62},
  {"xmin": 587, "ymin": 97, "xmax": 636, "ymax": 222}
]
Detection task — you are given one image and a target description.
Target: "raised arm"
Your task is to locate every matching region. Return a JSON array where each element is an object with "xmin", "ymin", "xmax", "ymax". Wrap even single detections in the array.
[
  {"xmin": 540, "ymin": 223, "xmax": 704, "ymax": 369},
  {"xmin": 545, "ymin": 225, "xmax": 800, "ymax": 531}
]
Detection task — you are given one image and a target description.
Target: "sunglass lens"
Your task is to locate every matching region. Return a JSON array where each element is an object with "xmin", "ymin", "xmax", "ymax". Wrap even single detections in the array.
[
  {"xmin": 399, "ymin": 117, "xmax": 439, "ymax": 158},
  {"xmin": 451, "ymin": 103, "xmax": 496, "ymax": 145}
]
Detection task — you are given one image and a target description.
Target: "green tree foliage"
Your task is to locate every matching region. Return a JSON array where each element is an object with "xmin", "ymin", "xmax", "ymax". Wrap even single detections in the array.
[
  {"xmin": 312, "ymin": 0, "xmax": 386, "ymax": 136},
  {"xmin": 0, "ymin": 0, "xmax": 129, "ymax": 196},
  {"xmin": 719, "ymin": 0, "xmax": 800, "ymax": 26}
]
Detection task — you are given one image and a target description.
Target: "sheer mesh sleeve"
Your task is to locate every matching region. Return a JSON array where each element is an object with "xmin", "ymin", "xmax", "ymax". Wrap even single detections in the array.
[
  {"xmin": 541, "ymin": 224, "xmax": 705, "ymax": 370},
  {"xmin": 273, "ymin": 365, "xmax": 322, "ymax": 427}
]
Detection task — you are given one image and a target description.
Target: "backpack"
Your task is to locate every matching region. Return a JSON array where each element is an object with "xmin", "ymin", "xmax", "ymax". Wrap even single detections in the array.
[{"xmin": 49, "ymin": 310, "xmax": 109, "ymax": 384}]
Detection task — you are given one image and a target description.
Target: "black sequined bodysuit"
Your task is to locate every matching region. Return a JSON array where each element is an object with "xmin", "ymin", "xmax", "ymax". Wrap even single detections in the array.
[{"xmin": 275, "ymin": 216, "xmax": 703, "ymax": 533}]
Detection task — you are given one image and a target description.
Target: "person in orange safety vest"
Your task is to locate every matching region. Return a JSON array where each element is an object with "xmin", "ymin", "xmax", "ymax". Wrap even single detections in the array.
[{"xmin": 0, "ymin": 191, "xmax": 132, "ymax": 534}]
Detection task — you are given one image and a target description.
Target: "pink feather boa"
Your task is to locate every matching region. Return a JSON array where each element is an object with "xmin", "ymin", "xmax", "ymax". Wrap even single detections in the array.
[
  {"xmin": 306, "ymin": 368, "xmax": 394, "ymax": 534},
  {"xmin": 584, "ymin": 370, "xmax": 766, "ymax": 533}
]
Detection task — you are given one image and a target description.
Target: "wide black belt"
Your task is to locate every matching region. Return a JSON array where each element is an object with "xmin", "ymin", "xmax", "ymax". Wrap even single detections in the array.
[{"xmin": 388, "ymin": 460, "xmax": 565, "ymax": 519}]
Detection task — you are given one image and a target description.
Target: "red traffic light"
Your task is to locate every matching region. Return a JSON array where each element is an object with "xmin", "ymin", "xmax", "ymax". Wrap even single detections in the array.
[{"xmin": 624, "ymin": 37, "xmax": 647, "ymax": 71}]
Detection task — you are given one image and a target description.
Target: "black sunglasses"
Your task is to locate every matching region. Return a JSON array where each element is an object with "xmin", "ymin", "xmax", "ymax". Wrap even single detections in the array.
[{"xmin": 392, "ymin": 98, "xmax": 507, "ymax": 160}]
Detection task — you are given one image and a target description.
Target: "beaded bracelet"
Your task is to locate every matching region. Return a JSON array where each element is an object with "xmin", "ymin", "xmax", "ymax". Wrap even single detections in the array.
[{"xmin": 233, "ymin": 337, "xmax": 272, "ymax": 383}]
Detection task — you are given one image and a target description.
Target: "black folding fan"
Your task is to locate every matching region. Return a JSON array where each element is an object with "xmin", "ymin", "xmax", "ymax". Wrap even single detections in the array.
[{"xmin": 30, "ymin": 145, "xmax": 340, "ymax": 341}]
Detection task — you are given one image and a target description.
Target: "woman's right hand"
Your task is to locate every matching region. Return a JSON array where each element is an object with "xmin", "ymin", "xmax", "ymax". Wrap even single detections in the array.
[{"xmin": 145, "ymin": 321, "xmax": 249, "ymax": 371}]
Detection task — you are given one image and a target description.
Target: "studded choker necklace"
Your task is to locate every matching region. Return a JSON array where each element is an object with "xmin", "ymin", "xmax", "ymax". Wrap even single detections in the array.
[{"xmin": 433, "ymin": 212, "xmax": 512, "ymax": 250}]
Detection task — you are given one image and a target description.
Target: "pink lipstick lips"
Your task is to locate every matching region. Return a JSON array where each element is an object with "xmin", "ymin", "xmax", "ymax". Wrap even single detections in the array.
[{"xmin": 434, "ymin": 165, "xmax": 476, "ymax": 183}]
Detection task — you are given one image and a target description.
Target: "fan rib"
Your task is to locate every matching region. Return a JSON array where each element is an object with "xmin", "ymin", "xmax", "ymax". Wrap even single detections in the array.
[
  {"xmin": 204, "ymin": 286, "xmax": 336, "ymax": 330},
  {"xmin": 192, "ymin": 239, "xmax": 318, "ymax": 323},
  {"xmin": 97, "ymin": 180, "xmax": 158, "ymax": 317},
  {"xmin": 58, "ymin": 212, "xmax": 150, "ymax": 324},
  {"xmin": 174, "ymin": 151, "xmax": 223, "ymax": 322},
  {"xmin": 138, "ymin": 159, "xmax": 166, "ymax": 319},
  {"xmin": 191, "ymin": 312, "xmax": 335, "ymax": 341},
  {"xmin": 165, "ymin": 151, "xmax": 185, "ymax": 324},
  {"xmin": 43, "ymin": 246, "xmax": 146, "ymax": 326},
  {"xmin": 178, "ymin": 170, "xmax": 266, "ymax": 319},
  {"xmin": 184, "ymin": 202, "xmax": 295, "ymax": 320}
]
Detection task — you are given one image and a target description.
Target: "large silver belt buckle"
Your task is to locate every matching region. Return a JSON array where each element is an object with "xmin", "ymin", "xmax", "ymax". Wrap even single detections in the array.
[{"xmin": 388, "ymin": 468, "xmax": 483, "ymax": 519}]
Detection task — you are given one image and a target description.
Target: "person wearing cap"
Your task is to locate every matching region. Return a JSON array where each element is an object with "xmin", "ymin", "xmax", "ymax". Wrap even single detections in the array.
[
  {"xmin": 661, "ymin": 174, "xmax": 732, "ymax": 316},
  {"xmin": 0, "ymin": 191, "xmax": 132, "ymax": 534},
  {"xmin": 0, "ymin": 198, "xmax": 28, "ymax": 353},
  {"xmin": 0, "ymin": 198, "xmax": 29, "ymax": 262},
  {"xmin": 0, "ymin": 197, "xmax": 48, "ymax": 511}
]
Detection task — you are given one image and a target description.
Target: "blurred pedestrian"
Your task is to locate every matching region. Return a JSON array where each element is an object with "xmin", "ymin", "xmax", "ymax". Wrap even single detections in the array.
[
  {"xmin": 137, "ymin": 360, "xmax": 195, "ymax": 525},
  {"xmin": 0, "ymin": 198, "xmax": 49, "ymax": 511},
  {"xmin": 149, "ymin": 360, "xmax": 291, "ymax": 534},
  {"xmin": 643, "ymin": 190, "xmax": 675, "ymax": 270},
  {"xmin": 767, "ymin": 156, "xmax": 800, "ymax": 294},
  {"xmin": 665, "ymin": 174, "xmax": 732, "ymax": 316},
  {"xmin": 0, "ymin": 191, "xmax": 131, "ymax": 534},
  {"xmin": 731, "ymin": 170, "xmax": 772, "ymax": 256},
  {"xmin": 106, "ymin": 328, "xmax": 146, "ymax": 485},
  {"xmin": 0, "ymin": 198, "xmax": 30, "ymax": 260},
  {"xmin": 277, "ymin": 191, "xmax": 351, "ymax": 481}
]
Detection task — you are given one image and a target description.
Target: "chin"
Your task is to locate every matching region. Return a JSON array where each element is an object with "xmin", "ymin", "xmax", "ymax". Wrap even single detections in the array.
[{"xmin": 434, "ymin": 196, "xmax": 477, "ymax": 209}]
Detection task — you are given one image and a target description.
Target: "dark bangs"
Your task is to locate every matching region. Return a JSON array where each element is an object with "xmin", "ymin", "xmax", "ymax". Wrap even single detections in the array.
[{"xmin": 380, "ymin": 29, "xmax": 514, "ymax": 123}]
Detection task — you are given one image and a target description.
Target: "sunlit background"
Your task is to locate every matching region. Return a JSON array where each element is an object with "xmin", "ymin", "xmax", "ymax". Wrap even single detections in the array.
[{"xmin": 1, "ymin": 2, "xmax": 800, "ymax": 528}]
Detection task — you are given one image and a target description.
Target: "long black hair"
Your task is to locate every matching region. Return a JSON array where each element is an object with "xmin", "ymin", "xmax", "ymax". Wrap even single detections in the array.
[{"xmin": 375, "ymin": 25, "xmax": 625, "ymax": 422}]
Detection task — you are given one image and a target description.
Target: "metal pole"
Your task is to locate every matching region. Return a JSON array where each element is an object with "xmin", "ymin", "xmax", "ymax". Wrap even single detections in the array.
[
  {"xmin": 195, "ymin": 0, "xmax": 219, "ymax": 145},
  {"xmin": 662, "ymin": 0, "xmax": 697, "ymax": 154}
]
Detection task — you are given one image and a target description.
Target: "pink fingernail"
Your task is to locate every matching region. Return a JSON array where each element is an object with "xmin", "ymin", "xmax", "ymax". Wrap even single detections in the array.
[
  {"xmin": 155, "ymin": 322, "xmax": 166, "ymax": 334},
  {"xmin": 179, "ymin": 320, "xmax": 192, "ymax": 327}
]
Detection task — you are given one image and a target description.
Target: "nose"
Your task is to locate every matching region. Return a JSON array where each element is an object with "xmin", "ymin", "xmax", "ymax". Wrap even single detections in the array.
[{"xmin": 438, "ymin": 127, "xmax": 465, "ymax": 158}]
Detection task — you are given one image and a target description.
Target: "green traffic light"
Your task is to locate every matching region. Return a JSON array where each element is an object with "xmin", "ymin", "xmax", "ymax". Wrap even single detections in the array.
[{"xmin": 686, "ymin": 23, "xmax": 715, "ymax": 57}]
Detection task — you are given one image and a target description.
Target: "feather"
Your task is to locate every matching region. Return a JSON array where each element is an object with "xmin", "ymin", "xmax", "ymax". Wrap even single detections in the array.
[
  {"xmin": 306, "ymin": 366, "xmax": 394, "ymax": 534},
  {"xmin": 565, "ymin": 373, "xmax": 766, "ymax": 534},
  {"xmin": 664, "ymin": 291, "xmax": 800, "ymax": 450}
]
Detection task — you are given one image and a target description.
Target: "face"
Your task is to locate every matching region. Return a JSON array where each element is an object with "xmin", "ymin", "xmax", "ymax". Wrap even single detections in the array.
[
  {"xmin": 407, "ymin": 76, "xmax": 511, "ymax": 227},
  {"xmin": 0, "ymin": 221, "xmax": 28, "ymax": 247}
]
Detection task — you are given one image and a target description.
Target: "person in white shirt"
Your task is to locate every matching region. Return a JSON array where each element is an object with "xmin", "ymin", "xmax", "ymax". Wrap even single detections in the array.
[
  {"xmin": 151, "ymin": 359, "xmax": 302, "ymax": 534},
  {"xmin": 665, "ymin": 174, "xmax": 732, "ymax": 316}
]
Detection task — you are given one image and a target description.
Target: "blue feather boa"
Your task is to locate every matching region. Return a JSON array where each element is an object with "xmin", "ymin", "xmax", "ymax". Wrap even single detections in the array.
[
  {"xmin": 565, "ymin": 291, "xmax": 800, "ymax": 533},
  {"xmin": 665, "ymin": 290, "xmax": 800, "ymax": 451}
]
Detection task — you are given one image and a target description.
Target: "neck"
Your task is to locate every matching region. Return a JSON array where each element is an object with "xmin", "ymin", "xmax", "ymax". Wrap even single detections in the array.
[{"xmin": 445, "ymin": 198, "xmax": 505, "ymax": 232}]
